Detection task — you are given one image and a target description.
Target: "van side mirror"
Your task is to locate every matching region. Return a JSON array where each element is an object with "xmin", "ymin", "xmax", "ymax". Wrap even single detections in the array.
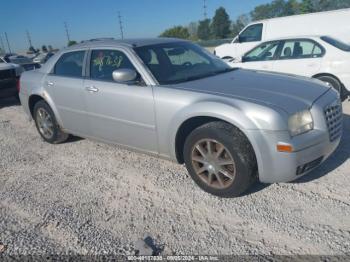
[{"xmin": 112, "ymin": 69, "xmax": 137, "ymax": 83}]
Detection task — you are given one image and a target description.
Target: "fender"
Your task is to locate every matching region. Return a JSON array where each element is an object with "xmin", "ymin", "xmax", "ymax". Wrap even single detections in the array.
[{"xmin": 168, "ymin": 101, "xmax": 260, "ymax": 160}]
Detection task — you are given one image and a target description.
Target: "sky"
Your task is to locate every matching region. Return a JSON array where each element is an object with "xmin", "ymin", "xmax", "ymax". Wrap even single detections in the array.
[{"xmin": 0, "ymin": 0, "xmax": 271, "ymax": 52}]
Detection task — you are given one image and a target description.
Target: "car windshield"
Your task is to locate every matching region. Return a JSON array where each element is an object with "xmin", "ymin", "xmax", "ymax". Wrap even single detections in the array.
[
  {"xmin": 321, "ymin": 36, "xmax": 350, "ymax": 52},
  {"xmin": 134, "ymin": 42, "xmax": 234, "ymax": 85}
]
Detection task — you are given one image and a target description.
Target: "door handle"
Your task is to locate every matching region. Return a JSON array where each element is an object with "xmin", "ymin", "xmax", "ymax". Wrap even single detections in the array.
[
  {"xmin": 85, "ymin": 86, "xmax": 99, "ymax": 93},
  {"xmin": 46, "ymin": 81, "xmax": 54, "ymax": 87}
]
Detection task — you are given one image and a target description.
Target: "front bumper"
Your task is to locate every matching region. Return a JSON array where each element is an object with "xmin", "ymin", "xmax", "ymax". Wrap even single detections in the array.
[{"xmin": 247, "ymin": 89, "xmax": 342, "ymax": 183}]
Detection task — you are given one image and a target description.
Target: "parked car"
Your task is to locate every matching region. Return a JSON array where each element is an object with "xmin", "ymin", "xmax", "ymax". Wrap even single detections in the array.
[
  {"xmin": 19, "ymin": 38, "xmax": 342, "ymax": 197},
  {"xmin": 227, "ymin": 36, "xmax": 350, "ymax": 101},
  {"xmin": 33, "ymin": 52, "xmax": 54, "ymax": 64},
  {"xmin": 1, "ymin": 54, "xmax": 41, "ymax": 71},
  {"xmin": 214, "ymin": 8, "xmax": 350, "ymax": 60},
  {"xmin": 0, "ymin": 59, "xmax": 23, "ymax": 99}
]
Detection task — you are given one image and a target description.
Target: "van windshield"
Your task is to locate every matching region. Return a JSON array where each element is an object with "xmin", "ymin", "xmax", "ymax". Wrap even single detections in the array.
[{"xmin": 321, "ymin": 36, "xmax": 350, "ymax": 52}]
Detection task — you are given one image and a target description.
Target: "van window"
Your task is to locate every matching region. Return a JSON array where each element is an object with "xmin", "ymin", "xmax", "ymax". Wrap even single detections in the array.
[
  {"xmin": 279, "ymin": 40, "xmax": 324, "ymax": 59},
  {"xmin": 239, "ymin": 24, "xmax": 263, "ymax": 43},
  {"xmin": 54, "ymin": 51, "xmax": 85, "ymax": 77},
  {"xmin": 243, "ymin": 41, "xmax": 279, "ymax": 62}
]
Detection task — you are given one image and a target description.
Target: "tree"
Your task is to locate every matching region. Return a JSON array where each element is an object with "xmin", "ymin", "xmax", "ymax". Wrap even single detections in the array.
[
  {"xmin": 231, "ymin": 14, "xmax": 250, "ymax": 37},
  {"xmin": 197, "ymin": 19, "xmax": 211, "ymax": 40},
  {"xmin": 300, "ymin": 0, "xmax": 315, "ymax": 13},
  {"xmin": 187, "ymin": 22, "xmax": 198, "ymax": 40},
  {"xmin": 48, "ymin": 45, "xmax": 53, "ymax": 52},
  {"xmin": 211, "ymin": 7, "xmax": 231, "ymax": 39},
  {"xmin": 68, "ymin": 40, "xmax": 77, "ymax": 47},
  {"xmin": 42, "ymin": 45, "xmax": 48, "ymax": 53},
  {"xmin": 160, "ymin": 26, "xmax": 190, "ymax": 39}
]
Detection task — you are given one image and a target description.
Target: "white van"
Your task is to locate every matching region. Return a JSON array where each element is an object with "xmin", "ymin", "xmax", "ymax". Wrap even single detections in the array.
[{"xmin": 214, "ymin": 8, "xmax": 350, "ymax": 60}]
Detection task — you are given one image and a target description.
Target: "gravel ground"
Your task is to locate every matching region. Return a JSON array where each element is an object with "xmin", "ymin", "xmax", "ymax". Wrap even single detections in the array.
[{"xmin": 0, "ymin": 98, "xmax": 349, "ymax": 256}]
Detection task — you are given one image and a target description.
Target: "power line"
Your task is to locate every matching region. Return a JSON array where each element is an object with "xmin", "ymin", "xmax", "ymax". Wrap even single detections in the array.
[
  {"xmin": 26, "ymin": 30, "xmax": 33, "ymax": 48},
  {"xmin": 203, "ymin": 0, "xmax": 208, "ymax": 19},
  {"xmin": 118, "ymin": 12, "xmax": 124, "ymax": 39},
  {"xmin": 4, "ymin": 32, "xmax": 12, "ymax": 54},
  {"xmin": 0, "ymin": 35, "xmax": 5, "ymax": 53},
  {"xmin": 64, "ymin": 22, "xmax": 71, "ymax": 43}
]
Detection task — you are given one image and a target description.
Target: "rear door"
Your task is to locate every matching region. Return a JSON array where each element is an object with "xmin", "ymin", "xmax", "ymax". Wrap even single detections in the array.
[
  {"xmin": 271, "ymin": 39, "xmax": 324, "ymax": 77},
  {"xmin": 83, "ymin": 48, "xmax": 158, "ymax": 153},
  {"xmin": 44, "ymin": 50, "xmax": 90, "ymax": 136}
]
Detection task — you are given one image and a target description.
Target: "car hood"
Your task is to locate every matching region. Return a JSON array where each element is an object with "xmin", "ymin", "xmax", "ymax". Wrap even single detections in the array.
[{"xmin": 173, "ymin": 69, "xmax": 331, "ymax": 114}]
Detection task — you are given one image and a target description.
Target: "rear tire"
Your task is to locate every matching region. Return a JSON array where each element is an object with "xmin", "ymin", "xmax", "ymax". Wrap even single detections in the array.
[
  {"xmin": 183, "ymin": 121, "xmax": 257, "ymax": 198},
  {"xmin": 33, "ymin": 100, "xmax": 69, "ymax": 144},
  {"xmin": 316, "ymin": 75, "xmax": 345, "ymax": 101}
]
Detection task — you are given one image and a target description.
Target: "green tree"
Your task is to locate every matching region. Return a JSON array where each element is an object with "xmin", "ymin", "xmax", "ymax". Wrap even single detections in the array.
[
  {"xmin": 300, "ymin": 0, "xmax": 315, "ymax": 13},
  {"xmin": 197, "ymin": 19, "xmax": 211, "ymax": 40},
  {"xmin": 160, "ymin": 26, "xmax": 190, "ymax": 39},
  {"xmin": 211, "ymin": 7, "xmax": 231, "ymax": 39},
  {"xmin": 187, "ymin": 22, "xmax": 198, "ymax": 40},
  {"xmin": 231, "ymin": 14, "xmax": 250, "ymax": 37},
  {"xmin": 68, "ymin": 40, "xmax": 77, "ymax": 47}
]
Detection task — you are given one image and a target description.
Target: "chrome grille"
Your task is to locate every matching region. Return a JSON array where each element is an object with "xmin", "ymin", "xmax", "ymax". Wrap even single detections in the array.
[{"xmin": 324, "ymin": 100, "xmax": 343, "ymax": 142}]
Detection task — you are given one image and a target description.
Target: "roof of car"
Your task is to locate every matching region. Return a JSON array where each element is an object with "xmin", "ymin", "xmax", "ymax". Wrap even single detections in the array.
[
  {"xmin": 263, "ymin": 35, "xmax": 323, "ymax": 42},
  {"xmin": 65, "ymin": 37, "xmax": 187, "ymax": 50}
]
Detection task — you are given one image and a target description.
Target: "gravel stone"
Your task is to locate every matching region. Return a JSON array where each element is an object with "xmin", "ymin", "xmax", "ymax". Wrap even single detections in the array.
[{"xmin": 0, "ymin": 98, "xmax": 349, "ymax": 255}]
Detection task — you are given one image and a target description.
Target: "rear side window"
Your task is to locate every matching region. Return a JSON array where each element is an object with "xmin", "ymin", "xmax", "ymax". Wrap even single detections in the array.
[
  {"xmin": 54, "ymin": 51, "xmax": 85, "ymax": 77},
  {"xmin": 239, "ymin": 24, "xmax": 263, "ymax": 43},
  {"xmin": 279, "ymin": 40, "xmax": 324, "ymax": 59},
  {"xmin": 90, "ymin": 49, "xmax": 136, "ymax": 81}
]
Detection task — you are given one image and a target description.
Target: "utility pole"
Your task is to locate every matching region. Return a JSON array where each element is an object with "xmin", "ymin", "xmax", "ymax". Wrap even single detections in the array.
[
  {"xmin": 5, "ymin": 32, "xmax": 12, "ymax": 54},
  {"xmin": 26, "ymin": 30, "xmax": 33, "ymax": 48},
  {"xmin": 118, "ymin": 12, "xmax": 124, "ymax": 39},
  {"xmin": 0, "ymin": 35, "xmax": 5, "ymax": 53},
  {"xmin": 203, "ymin": 0, "xmax": 208, "ymax": 19},
  {"xmin": 64, "ymin": 22, "xmax": 71, "ymax": 43}
]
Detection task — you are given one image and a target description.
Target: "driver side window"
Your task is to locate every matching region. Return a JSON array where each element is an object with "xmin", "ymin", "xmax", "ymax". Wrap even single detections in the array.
[
  {"xmin": 239, "ymin": 24, "xmax": 263, "ymax": 43},
  {"xmin": 243, "ymin": 41, "xmax": 280, "ymax": 62},
  {"xmin": 90, "ymin": 49, "xmax": 136, "ymax": 81}
]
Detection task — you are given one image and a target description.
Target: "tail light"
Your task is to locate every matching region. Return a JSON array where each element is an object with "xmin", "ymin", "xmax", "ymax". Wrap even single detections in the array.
[{"xmin": 16, "ymin": 77, "xmax": 20, "ymax": 92}]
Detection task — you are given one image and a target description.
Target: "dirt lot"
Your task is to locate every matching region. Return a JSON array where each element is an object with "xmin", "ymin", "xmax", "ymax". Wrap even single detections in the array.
[{"xmin": 0, "ymin": 98, "xmax": 349, "ymax": 256}]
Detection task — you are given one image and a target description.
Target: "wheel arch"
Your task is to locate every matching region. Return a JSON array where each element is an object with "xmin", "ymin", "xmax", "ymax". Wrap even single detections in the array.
[
  {"xmin": 174, "ymin": 115, "xmax": 257, "ymax": 167},
  {"xmin": 28, "ymin": 93, "xmax": 63, "ymax": 127},
  {"xmin": 312, "ymin": 73, "xmax": 345, "ymax": 94}
]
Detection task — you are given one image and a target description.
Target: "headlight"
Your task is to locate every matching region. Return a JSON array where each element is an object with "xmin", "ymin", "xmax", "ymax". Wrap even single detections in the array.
[{"xmin": 288, "ymin": 110, "xmax": 314, "ymax": 137}]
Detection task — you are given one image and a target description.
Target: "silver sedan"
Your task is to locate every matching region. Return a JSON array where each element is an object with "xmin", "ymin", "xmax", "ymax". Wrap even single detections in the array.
[{"xmin": 19, "ymin": 38, "xmax": 342, "ymax": 197}]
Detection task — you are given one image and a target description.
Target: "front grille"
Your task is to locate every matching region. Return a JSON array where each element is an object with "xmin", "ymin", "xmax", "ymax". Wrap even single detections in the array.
[
  {"xmin": 0, "ymin": 68, "xmax": 16, "ymax": 79},
  {"xmin": 324, "ymin": 99, "xmax": 343, "ymax": 142}
]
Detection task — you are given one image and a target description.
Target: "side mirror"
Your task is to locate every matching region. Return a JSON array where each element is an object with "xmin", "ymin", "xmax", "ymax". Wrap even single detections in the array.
[{"xmin": 112, "ymin": 69, "xmax": 137, "ymax": 83}]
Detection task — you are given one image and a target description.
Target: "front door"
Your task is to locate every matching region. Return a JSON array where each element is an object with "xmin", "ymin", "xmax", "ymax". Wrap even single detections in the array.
[
  {"xmin": 84, "ymin": 49, "xmax": 158, "ymax": 153},
  {"xmin": 238, "ymin": 41, "xmax": 280, "ymax": 71}
]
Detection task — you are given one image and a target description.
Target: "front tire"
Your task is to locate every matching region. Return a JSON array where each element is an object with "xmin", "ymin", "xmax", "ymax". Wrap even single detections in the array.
[
  {"xmin": 33, "ymin": 100, "xmax": 69, "ymax": 144},
  {"xmin": 183, "ymin": 121, "xmax": 257, "ymax": 198}
]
